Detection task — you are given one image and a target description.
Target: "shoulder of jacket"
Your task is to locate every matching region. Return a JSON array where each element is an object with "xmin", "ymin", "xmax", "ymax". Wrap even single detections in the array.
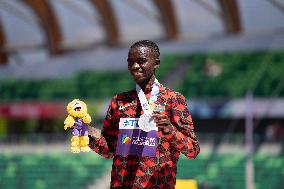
[
  {"xmin": 163, "ymin": 87, "xmax": 185, "ymax": 99},
  {"xmin": 115, "ymin": 90, "xmax": 136, "ymax": 101}
]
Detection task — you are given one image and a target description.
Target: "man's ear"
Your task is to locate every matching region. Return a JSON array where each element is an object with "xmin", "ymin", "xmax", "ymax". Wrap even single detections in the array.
[{"xmin": 154, "ymin": 59, "xmax": 160, "ymax": 69}]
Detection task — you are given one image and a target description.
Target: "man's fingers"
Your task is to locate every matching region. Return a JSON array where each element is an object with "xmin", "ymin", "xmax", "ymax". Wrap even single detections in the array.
[
  {"xmin": 152, "ymin": 114, "xmax": 168, "ymax": 121},
  {"xmin": 155, "ymin": 120, "xmax": 169, "ymax": 126},
  {"xmin": 156, "ymin": 125, "xmax": 167, "ymax": 128},
  {"xmin": 152, "ymin": 114, "xmax": 159, "ymax": 119},
  {"xmin": 152, "ymin": 114, "xmax": 171, "ymax": 130},
  {"xmin": 156, "ymin": 120, "xmax": 170, "ymax": 126},
  {"xmin": 152, "ymin": 113, "xmax": 166, "ymax": 117},
  {"xmin": 88, "ymin": 126, "xmax": 96, "ymax": 135}
]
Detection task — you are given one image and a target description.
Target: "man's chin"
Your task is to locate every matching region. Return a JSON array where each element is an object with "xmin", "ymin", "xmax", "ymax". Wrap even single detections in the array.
[{"xmin": 133, "ymin": 77, "xmax": 145, "ymax": 84}]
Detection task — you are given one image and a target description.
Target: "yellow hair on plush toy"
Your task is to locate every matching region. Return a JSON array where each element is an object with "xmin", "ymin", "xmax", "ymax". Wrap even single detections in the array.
[{"xmin": 64, "ymin": 99, "xmax": 92, "ymax": 153}]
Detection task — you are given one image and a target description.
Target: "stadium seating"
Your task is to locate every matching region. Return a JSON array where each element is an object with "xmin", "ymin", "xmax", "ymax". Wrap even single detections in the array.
[
  {"xmin": 178, "ymin": 51, "xmax": 284, "ymax": 97},
  {"xmin": 0, "ymin": 153, "xmax": 282, "ymax": 189},
  {"xmin": 0, "ymin": 51, "xmax": 283, "ymax": 101},
  {"xmin": 0, "ymin": 153, "xmax": 112, "ymax": 189},
  {"xmin": 177, "ymin": 154, "xmax": 283, "ymax": 189},
  {"xmin": 0, "ymin": 51, "xmax": 284, "ymax": 101}
]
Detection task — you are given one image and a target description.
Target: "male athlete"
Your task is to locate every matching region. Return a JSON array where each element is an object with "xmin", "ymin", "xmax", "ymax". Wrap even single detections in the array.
[{"xmin": 88, "ymin": 40, "xmax": 200, "ymax": 188}]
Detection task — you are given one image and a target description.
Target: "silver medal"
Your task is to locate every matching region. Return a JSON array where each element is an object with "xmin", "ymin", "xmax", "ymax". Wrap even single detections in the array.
[{"xmin": 138, "ymin": 114, "xmax": 156, "ymax": 132}]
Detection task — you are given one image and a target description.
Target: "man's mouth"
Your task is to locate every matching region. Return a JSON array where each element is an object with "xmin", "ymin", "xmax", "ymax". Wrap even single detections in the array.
[{"xmin": 133, "ymin": 71, "xmax": 143, "ymax": 76}]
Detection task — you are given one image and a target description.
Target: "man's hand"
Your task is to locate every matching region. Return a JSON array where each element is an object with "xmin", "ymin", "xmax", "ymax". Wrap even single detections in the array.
[
  {"xmin": 88, "ymin": 126, "xmax": 102, "ymax": 139},
  {"xmin": 152, "ymin": 112, "xmax": 172, "ymax": 134}
]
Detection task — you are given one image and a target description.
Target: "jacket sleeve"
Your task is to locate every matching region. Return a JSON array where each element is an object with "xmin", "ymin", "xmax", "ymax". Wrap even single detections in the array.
[
  {"xmin": 89, "ymin": 96, "xmax": 118, "ymax": 158},
  {"xmin": 166, "ymin": 92, "xmax": 200, "ymax": 159}
]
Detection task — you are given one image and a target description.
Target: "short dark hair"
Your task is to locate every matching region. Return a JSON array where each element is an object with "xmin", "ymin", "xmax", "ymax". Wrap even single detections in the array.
[{"xmin": 129, "ymin": 40, "xmax": 160, "ymax": 58}]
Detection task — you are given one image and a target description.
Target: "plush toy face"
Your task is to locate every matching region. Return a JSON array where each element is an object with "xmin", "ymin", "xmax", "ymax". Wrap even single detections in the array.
[{"xmin": 67, "ymin": 99, "xmax": 88, "ymax": 118}]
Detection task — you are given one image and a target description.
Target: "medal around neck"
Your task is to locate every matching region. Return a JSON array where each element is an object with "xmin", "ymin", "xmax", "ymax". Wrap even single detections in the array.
[
  {"xmin": 136, "ymin": 79, "xmax": 160, "ymax": 132},
  {"xmin": 138, "ymin": 114, "xmax": 157, "ymax": 132}
]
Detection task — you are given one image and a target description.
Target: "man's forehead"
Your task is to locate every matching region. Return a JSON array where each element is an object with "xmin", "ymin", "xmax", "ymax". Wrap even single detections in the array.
[{"xmin": 128, "ymin": 46, "xmax": 155, "ymax": 58}]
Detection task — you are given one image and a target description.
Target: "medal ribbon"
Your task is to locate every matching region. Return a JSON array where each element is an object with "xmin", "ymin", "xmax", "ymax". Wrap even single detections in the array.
[{"xmin": 136, "ymin": 79, "xmax": 160, "ymax": 115}]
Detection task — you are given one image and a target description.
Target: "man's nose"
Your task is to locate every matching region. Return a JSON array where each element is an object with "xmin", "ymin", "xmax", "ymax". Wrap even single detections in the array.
[{"xmin": 131, "ymin": 62, "xmax": 140, "ymax": 69}]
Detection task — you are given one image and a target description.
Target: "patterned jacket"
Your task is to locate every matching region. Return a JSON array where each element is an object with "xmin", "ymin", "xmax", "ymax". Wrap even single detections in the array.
[{"xmin": 89, "ymin": 84, "xmax": 200, "ymax": 188}]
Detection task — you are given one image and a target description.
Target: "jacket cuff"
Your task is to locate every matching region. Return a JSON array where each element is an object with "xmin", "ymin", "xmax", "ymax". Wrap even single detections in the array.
[{"xmin": 88, "ymin": 135, "xmax": 100, "ymax": 149}]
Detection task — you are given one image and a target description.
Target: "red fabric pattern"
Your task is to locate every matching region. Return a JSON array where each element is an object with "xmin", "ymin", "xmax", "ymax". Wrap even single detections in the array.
[{"xmin": 89, "ymin": 84, "xmax": 200, "ymax": 188}]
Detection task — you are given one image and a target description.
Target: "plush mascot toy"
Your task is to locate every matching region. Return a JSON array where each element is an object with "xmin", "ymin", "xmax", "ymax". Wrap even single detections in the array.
[{"xmin": 64, "ymin": 99, "xmax": 91, "ymax": 153}]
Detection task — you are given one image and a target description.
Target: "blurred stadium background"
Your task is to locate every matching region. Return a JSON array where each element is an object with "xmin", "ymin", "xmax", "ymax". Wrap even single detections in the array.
[{"xmin": 0, "ymin": 0, "xmax": 284, "ymax": 189}]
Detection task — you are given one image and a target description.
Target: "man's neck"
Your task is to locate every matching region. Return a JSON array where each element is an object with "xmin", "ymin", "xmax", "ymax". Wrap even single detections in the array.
[{"xmin": 138, "ymin": 75, "xmax": 156, "ymax": 94}]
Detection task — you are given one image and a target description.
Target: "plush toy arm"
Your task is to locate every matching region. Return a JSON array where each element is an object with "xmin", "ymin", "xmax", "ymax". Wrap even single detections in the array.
[
  {"xmin": 82, "ymin": 113, "xmax": 92, "ymax": 124},
  {"xmin": 64, "ymin": 115, "xmax": 75, "ymax": 130}
]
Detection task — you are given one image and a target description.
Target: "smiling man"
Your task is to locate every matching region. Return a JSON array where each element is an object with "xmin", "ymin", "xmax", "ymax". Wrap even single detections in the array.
[{"xmin": 88, "ymin": 40, "xmax": 200, "ymax": 189}]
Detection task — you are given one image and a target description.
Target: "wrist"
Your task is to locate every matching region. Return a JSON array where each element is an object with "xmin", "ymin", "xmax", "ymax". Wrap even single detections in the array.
[
  {"xmin": 162, "ymin": 124, "xmax": 174, "ymax": 135},
  {"xmin": 88, "ymin": 127, "xmax": 101, "ymax": 140},
  {"xmin": 162, "ymin": 128, "xmax": 170, "ymax": 134}
]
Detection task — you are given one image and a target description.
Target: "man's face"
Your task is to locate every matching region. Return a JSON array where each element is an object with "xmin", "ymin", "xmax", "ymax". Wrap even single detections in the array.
[{"xmin": 127, "ymin": 46, "xmax": 159, "ymax": 84}]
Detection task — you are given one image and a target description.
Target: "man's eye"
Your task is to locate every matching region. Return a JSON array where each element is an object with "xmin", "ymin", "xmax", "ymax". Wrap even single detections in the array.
[
  {"xmin": 137, "ymin": 59, "xmax": 146, "ymax": 64},
  {"xmin": 127, "ymin": 58, "xmax": 146, "ymax": 65}
]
